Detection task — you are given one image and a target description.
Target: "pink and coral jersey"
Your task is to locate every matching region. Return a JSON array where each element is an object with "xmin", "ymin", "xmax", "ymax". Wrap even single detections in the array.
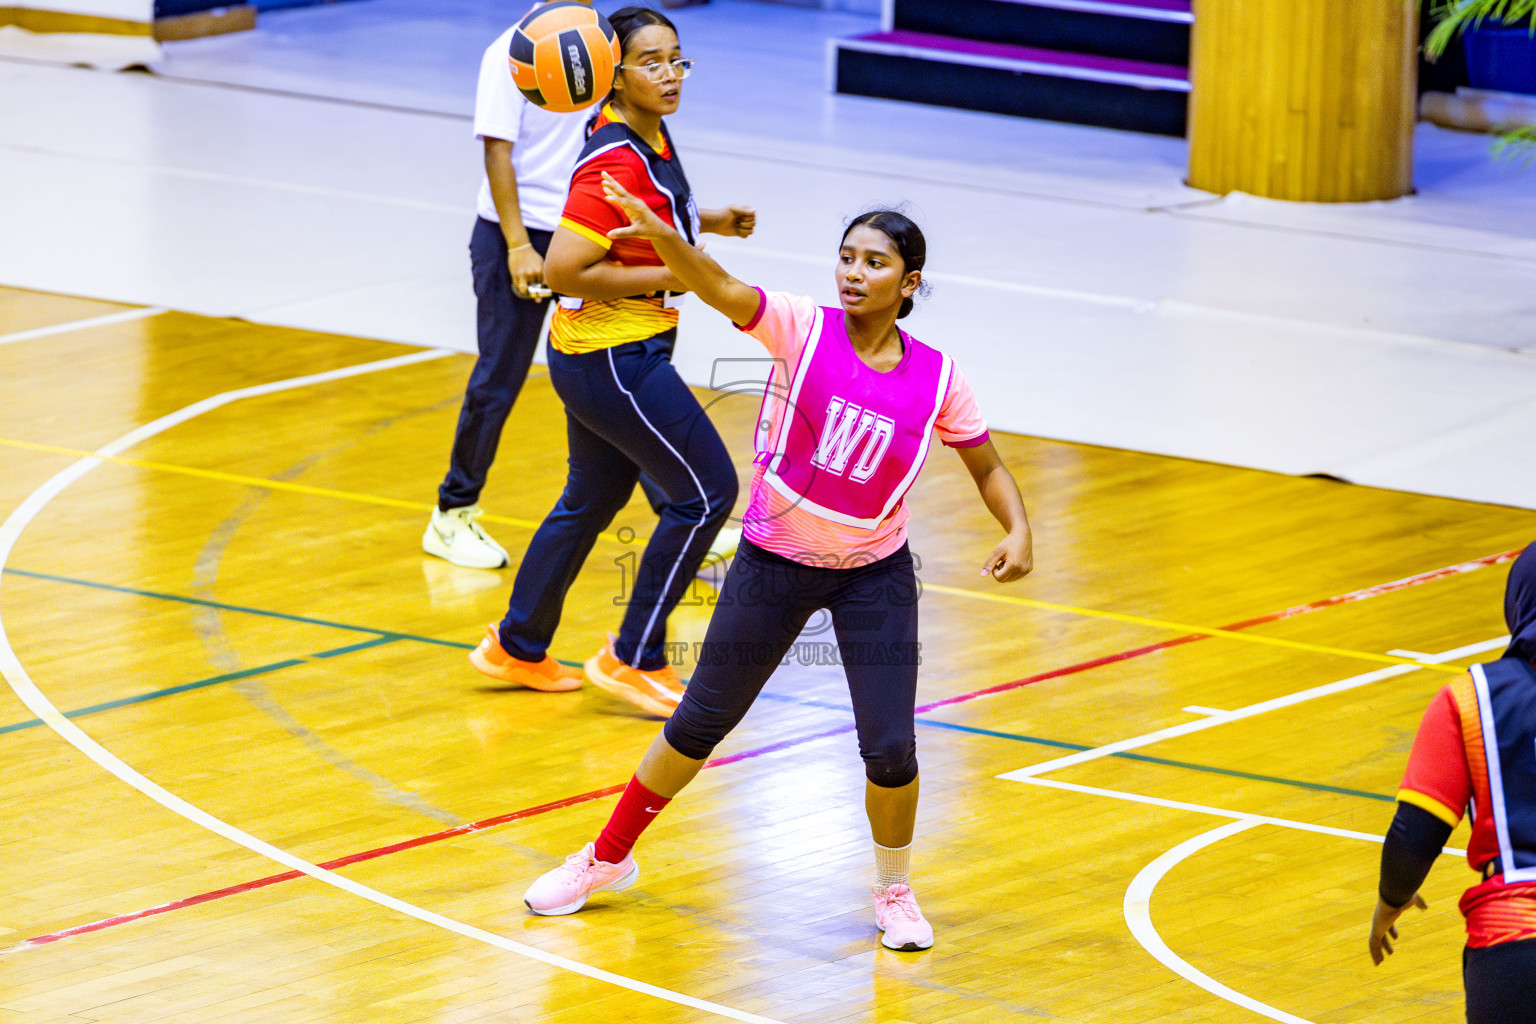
[{"xmin": 735, "ymin": 289, "xmax": 988, "ymax": 565}]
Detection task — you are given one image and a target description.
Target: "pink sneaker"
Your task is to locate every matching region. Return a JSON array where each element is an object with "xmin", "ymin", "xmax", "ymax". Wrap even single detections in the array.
[
  {"xmin": 873, "ymin": 883, "xmax": 933, "ymax": 951},
  {"xmin": 523, "ymin": 842, "xmax": 639, "ymax": 916}
]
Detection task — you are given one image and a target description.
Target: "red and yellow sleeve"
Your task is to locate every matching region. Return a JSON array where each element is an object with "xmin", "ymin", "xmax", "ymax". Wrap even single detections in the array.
[
  {"xmin": 1397, "ymin": 683, "xmax": 1472, "ymax": 827},
  {"xmin": 559, "ymin": 152, "xmax": 643, "ymax": 251}
]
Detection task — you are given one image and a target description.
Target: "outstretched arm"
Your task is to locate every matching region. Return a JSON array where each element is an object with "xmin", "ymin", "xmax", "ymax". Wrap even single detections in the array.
[
  {"xmin": 955, "ymin": 441, "xmax": 1032, "ymax": 582},
  {"xmin": 602, "ymin": 172, "xmax": 761, "ymax": 326}
]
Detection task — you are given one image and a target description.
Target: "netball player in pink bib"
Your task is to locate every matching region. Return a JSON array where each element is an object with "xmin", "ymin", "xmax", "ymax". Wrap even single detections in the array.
[{"xmin": 521, "ymin": 174, "xmax": 1033, "ymax": 951}]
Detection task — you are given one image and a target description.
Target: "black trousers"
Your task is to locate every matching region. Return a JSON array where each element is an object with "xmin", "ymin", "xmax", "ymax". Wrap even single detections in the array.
[
  {"xmin": 437, "ymin": 218, "xmax": 553, "ymax": 511},
  {"xmin": 664, "ymin": 538, "xmax": 922, "ymax": 788},
  {"xmin": 497, "ymin": 334, "xmax": 737, "ymax": 670},
  {"xmin": 1464, "ymin": 938, "xmax": 1536, "ymax": 1023}
]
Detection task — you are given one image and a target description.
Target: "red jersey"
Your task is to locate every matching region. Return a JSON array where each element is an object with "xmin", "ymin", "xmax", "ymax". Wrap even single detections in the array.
[
  {"xmin": 1400, "ymin": 671, "xmax": 1536, "ymax": 946},
  {"xmin": 551, "ymin": 103, "xmax": 699, "ymax": 355}
]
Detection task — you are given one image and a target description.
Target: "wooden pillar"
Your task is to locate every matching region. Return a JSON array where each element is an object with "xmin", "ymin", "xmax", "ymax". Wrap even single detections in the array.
[{"xmin": 1187, "ymin": 0, "xmax": 1419, "ymax": 202}]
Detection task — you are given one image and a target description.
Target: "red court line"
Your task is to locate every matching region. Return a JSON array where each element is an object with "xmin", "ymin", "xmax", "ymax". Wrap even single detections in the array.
[
  {"xmin": 5, "ymin": 727, "xmax": 863, "ymax": 954},
  {"xmin": 916, "ymin": 546, "xmax": 1524, "ymax": 713},
  {"xmin": 8, "ymin": 546, "xmax": 1519, "ymax": 954},
  {"xmin": 1224, "ymin": 547, "xmax": 1523, "ymax": 628},
  {"xmin": 4, "ymin": 786, "xmax": 626, "ymax": 952}
]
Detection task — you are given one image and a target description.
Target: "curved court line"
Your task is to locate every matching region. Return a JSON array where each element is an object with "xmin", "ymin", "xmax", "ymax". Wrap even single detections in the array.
[
  {"xmin": 191, "ymin": 394, "xmax": 486, "ymax": 830},
  {"xmin": 0, "ymin": 353, "xmax": 788, "ymax": 1024},
  {"xmin": 1123, "ymin": 821, "xmax": 1319, "ymax": 1024},
  {"xmin": 1019, "ymin": 775, "xmax": 1470, "ymax": 1024}
]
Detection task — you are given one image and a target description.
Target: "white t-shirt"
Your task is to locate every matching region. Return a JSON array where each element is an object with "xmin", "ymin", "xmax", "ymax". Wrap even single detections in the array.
[{"xmin": 473, "ymin": 24, "xmax": 590, "ymax": 231}]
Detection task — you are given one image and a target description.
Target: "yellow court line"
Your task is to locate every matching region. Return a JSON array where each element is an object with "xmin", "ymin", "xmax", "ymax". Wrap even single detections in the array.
[
  {"xmin": 923, "ymin": 582, "xmax": 1463, "ymax": 673},
  {"xmin": 2, "ymin": 434, "xmax": 1467, "ymax": 673},
  {"xmin": 0, "ymin": 436, "xmax": 623, "ymax": 543}
]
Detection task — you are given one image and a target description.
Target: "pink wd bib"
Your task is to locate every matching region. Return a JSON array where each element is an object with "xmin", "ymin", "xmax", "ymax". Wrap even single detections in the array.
[{"xmin": 757, "ymin": 307, "xmax": 953, "ymax": 530}]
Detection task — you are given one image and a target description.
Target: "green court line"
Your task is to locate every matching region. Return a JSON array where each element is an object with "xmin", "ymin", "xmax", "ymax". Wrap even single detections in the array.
[
  {"xmin": 0, "ymin": 659, "xmax": 308, "ymax": 736},
  {"xmin": 755, "ymin": 692, "xmax": 1394, "ymax": 803},
  {"xmin": 915, "ymin": 718, "xmax": 1396, "ymax": 802},
  {"xmin": 3, "ymin": 568, "xmax": 474, "ymax": 650},
  {"xmin": 0, "ymin": 636, "xmax": 408, "ymax": 736},
  {"xmin": 3, "ymin": 567, "xmax": 1394, "ymax": 803},
  {"xmin": 311, "ymin": 635, "xmax": 402, "ymax": 659}
]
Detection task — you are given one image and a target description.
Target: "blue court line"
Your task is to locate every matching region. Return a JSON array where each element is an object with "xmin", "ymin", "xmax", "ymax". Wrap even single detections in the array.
[
  {"xmin": 756, "ymin": 691, "xmax": 1394, "ymax": 803},
  {"xmin": 0, "ymin": 569, "xmax": 598, "ymax": 734}
]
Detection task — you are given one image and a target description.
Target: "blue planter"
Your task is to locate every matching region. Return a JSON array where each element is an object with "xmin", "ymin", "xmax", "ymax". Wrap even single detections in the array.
[{"xmin": 1463, "ymin": 22, "xmax": 1536, "ymax": 95}]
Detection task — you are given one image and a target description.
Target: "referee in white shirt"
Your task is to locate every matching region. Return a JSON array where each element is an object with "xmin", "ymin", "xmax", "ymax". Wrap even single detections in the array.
[{"xmin": 423, "ymin": 2, "xmax": 596, "ymax": 570}]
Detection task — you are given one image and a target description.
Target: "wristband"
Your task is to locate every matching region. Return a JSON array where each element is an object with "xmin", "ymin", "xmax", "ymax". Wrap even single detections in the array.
[{"xmin": 508, "ymin": 242, "xmax": 534, "ymax": 253}]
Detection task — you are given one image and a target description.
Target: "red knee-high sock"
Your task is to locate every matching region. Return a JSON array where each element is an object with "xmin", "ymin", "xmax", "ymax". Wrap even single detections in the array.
[{"xmin": 594, "ymin": 776, "xmax": 670, "ymax": 865}]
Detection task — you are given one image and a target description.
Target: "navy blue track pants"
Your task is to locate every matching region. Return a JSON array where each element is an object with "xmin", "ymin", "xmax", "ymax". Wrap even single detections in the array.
[
  {"xmin": 497, "ymin": 333, "xmax": 737, "ymax": 670},
  {"xmin": 437, "ymin": 218, "xmax": 554, "ymax": 512}
]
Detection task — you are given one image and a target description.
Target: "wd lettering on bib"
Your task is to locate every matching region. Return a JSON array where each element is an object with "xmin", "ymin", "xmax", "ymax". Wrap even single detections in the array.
[
  {"xmin": 758, "ymin": 307, "xmax": 953, "ymax": 530},
  {"xmin": 811, "ymin": 399, "xmax": 896, "ymax": 482}
]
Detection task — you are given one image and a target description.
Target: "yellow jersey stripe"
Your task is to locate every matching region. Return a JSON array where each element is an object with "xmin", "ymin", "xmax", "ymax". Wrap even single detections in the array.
[
  {"xmin": 1397, "ymin": 788, "xmax": 1463, "ymax": 827},
  {"xmin": 560, "ymin": 217, "xmax": 613, "ymax": 251}
]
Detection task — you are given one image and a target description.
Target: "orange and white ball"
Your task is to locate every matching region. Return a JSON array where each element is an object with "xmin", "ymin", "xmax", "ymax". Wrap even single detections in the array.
[{"xmin": 508, "ymin": 2, "xmax": 622, "ymax": 113}]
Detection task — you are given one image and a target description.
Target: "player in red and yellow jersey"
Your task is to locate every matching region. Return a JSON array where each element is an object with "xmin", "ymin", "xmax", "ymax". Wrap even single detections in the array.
[
  {"xmin": 1370, "ymin": 543, "xmax": 1536, "ymax": 1022},
  {"xmin": 468, "ymin": 7, "xmax": 755, "ymax": 718},
  {"xmin": 547, "ymin": 97, "xmax": 695, "ymax": 353}
]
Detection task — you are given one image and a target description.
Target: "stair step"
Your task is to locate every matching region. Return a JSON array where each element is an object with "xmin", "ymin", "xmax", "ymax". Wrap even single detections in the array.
[
  {"xmin": 891, "ymin": 0, "xmax": 1190, "ymax": 65},
  {"xmin": 837, "ymin": 30, "xmax": 1188, "ymax": 90},
  {"xmin": 831, "ymin": 30, "xmax": 1188, "ymax": 135},
  {"xmin": 924, "ymin": 0, "xmax": 1191, "ymax": 22}
]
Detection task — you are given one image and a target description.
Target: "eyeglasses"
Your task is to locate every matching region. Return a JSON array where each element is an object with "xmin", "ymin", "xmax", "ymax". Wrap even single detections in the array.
[{"xmin": 618, "ymin": 58, "xmax": 695, "ymax": 81}]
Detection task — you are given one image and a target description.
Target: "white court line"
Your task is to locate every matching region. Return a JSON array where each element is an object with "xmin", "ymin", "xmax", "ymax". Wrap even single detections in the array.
[
  {"xmin": 1011, "ymin": 775, "xmax": 1466, "ymax": 857},
  {"xmin": 0, "ymin": 349, "xmax": 787, "ymax": 1024},
  {"xmin": 1123, "ymin": 821, "xmax": 1316, "ymax": 1024},
  {"xmin": 1182, "ymin": 705, "xmax": 1226, "ymax": 717},
  {"xmin": 998, "ymin": 635, "xmax": 1509, "ymax": 782},
  {"xmin": 0, "ymin": 306, "xmax": 168, "ymax": 346},
  {"xmin": 1018, "ymin": 776, "xmax": 1464, "ymax": 1024}
]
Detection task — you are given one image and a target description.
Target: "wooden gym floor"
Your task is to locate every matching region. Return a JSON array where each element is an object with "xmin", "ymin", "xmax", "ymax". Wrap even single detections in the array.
[{"xmin": 2, "ymin": 284, "xmax": 1534, "ymax": 1023}]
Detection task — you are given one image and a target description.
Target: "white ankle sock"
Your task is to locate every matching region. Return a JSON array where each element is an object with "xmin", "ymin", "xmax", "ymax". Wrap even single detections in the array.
[{"xmin": 874, "ymin": 841, "xmax": 911, "ymax": 891}]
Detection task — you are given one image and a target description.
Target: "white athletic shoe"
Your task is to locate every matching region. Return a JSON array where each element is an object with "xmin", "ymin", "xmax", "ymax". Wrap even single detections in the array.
[{"xmin": 422, "ymin": 505, "xmax": 509, "ymax": 569}]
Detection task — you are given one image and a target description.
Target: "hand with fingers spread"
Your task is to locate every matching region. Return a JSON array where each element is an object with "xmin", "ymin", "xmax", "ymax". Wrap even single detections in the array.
[
  {"xmin": 602, "ymin": 171, "xmax": 681, "ymax": 244},
  {"xmin": 1369, "ymin": 893, "xmax": 1427, "ymax": 965}
]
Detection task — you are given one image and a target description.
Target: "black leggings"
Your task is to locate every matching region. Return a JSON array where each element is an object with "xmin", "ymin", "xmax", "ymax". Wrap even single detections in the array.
[
  {"xmin": 1465, "ymin": 938, "xmax": 1536, "ymax": 1023},
  {"xmin": 664, "ymin": 538, "xmax": 922, "ymax": 788}
]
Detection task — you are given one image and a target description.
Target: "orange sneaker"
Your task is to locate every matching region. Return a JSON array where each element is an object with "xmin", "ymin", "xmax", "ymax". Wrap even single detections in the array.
[
  {"xmin": 468, "ymin": 625, "xmax": 582, "ymax": 692},
  {"xmin": 583, "ymin": 637, "xmax": 684, "ymax": 717}
]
